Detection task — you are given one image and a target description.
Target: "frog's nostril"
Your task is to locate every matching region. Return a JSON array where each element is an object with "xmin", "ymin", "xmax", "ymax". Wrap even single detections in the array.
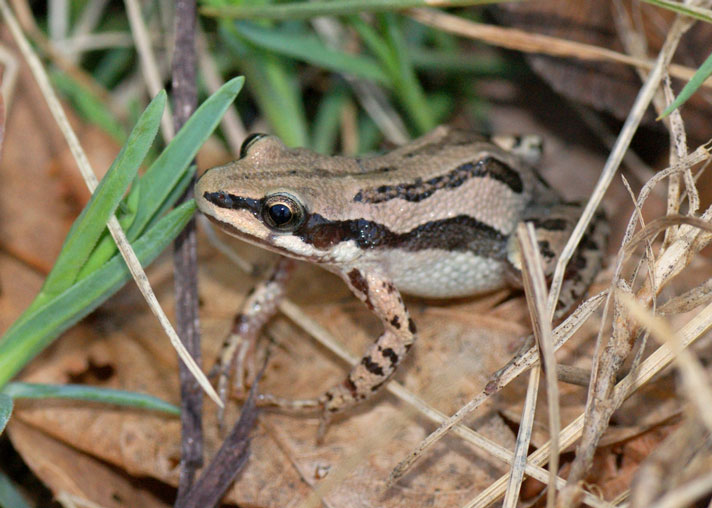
[{"xmin": 205, "ymin": 191, "xmax": 232, "ymax": 208}]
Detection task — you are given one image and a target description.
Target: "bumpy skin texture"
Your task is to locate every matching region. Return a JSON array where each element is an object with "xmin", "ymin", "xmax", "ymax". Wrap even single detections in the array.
[{"xmin": 195, "ymin": 126, "xmax": 606, "ymax": 438}]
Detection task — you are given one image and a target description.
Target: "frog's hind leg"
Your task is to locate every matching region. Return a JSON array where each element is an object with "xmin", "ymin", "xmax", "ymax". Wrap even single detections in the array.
[
  {"xmin": 554, "ymin": 208, "xmax": 608, "ymax": 318},
  {"xmin": 507, "ymin": 203, "xmax": 608, "ymax": 318}
]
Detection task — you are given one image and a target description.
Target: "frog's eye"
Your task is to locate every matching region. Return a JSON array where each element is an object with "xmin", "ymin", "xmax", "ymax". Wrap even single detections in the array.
[
  {"xmin": 240, "ymin": 133, "xmax": 269, "ymax": 159},
  {"xmin": 262, "ymin": 193, "xmax": 305, "ymax": 232}
]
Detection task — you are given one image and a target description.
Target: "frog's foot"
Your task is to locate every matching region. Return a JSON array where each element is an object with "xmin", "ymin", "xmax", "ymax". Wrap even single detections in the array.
[
  {"xmin": 210, "ymin": 328, "xmax": 258, "ymax": 431},
  {"xmin": 257, "ymin": 381, "xmax": 370, "ymax": 443}
]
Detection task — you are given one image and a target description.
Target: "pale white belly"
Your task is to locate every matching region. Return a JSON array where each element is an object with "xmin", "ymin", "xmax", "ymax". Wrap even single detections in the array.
[{"xmin": 383, "ymin": 248, "xmax": 508, "ymax": 298}]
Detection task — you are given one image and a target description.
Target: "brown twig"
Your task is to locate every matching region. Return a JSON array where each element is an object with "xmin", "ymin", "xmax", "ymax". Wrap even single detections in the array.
[
  {"xmin": 171, "ymin": 0, "xmax": 203, "ymax": 502},
  {"xmin": 175, "ymin": 377, "xmax": 260, "ymax": 508}
]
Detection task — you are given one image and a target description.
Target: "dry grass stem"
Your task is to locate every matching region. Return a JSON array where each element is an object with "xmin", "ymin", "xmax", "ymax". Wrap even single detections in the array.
[
  {"xmin": 470, "ymin": 291, "xmax": 712, "ymax": 506},
  {"xmin": 619, "ymin": 293, "xmax": 712, "ymax": 434},
  {"xmin": 467, "ymin": 249, "xmax": 712, "ymax": 506},
  {"xmin": 502, "ymin": 366, "xmax": 540, "ymax": 508},
  {"xmin": 123, "ymin": 0, "xmax": 174, "ymax": 140},
  {"xmin": 517, "ymin": 223, "xmax": 560, "ymax": 508},
  {"xmin": 406, "ymin": 7, "xmax": 710, "ymax": 89},
  {"xmin": 557, "ymin": 10, "xmax": 706, "ymax": 502},
  {"xmin": 658, "ymin": 277, "xmax": 712, "ymax": 315},
  {"xmin": 196, "ymin": 28, "xmax": 246, "ymax": 154},
  {"xmin": 0, "ymin": 0, "xmax": 221, "ymax": 406},
  {"xmin": 389, "ymin": 291, "xmax": 606, "ymax": 485}
]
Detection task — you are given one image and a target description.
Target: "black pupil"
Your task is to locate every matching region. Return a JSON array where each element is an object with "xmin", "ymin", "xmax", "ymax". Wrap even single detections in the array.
[{"xmin": 268, "ymin": 203, "xmax": 292, "ymax": 225}]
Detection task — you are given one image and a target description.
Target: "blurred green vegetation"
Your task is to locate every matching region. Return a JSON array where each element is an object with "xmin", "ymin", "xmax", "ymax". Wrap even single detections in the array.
[{"xmin": 44, "ymin": 0, "xmax": 520, "ymax": 155}]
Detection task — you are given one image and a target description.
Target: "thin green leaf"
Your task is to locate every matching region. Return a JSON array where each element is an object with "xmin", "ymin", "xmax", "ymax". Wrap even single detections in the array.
[
  {"xmin": 349, "ymin": 16, "xmax": 399, "ymax": 77},
  {"xmin": 76, "ymin": 197, "xmax": 139, "ymax": 281},
  {"xmin": 659, "ymin": 49, "xmax": 712, "ymax": 119},
  {"xmin": 0, "ymin": 393, "xmax": 11, "ymax": 435},
  {"xmin": 383, "ymin": 13, "xmax": 435, "ymax": 132},
  {"xmin": 0, "ymin": 472, "xmax": 31, "ymax": 508},
  {"xmin": 127, "ymin": 76, "xmax": 244, "ymax": 240},
  {"xmin": 143, "ymin": 165, "xmax": 196, "ymax": 233},
  {"xmin": 220, "ymin": 27, "xmax": 308, "ymax": 146},
  {"xmin": 410, "ymin": 49, "xmax": 511, "ymax": 75},
  {"xmin": 40, "ymin": 91, "xmax": 166, "ymax": 299},
  {"xmin": 3, "ymin": 382, "xmax": 179, "ymax": 415},
  {"xmin": 0, "ymin": 201, "xmax": 196, "ymax": 389},
  {"xmin": 234, "ymin": 21, "xmax": 389, "ymax": 84},
  {"xmin": 312, "ymin": 87, "xmax": 349, "ymax": 154},
  {"xmin": 52, "ymin": 70, "xmax": 128, "ymax": 144},
  {"xmin": 641, "ymin": 0, "xmax": 712, "ymax": 24},
  {"xmin": 202, "ymin": 0, "xmax": 513, "ymax": 20}
]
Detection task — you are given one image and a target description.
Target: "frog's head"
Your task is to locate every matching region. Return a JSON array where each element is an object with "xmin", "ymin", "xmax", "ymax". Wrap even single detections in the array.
[{"xmin": 195, "ymin": 134, "xmax": 364, "ymax": 264}]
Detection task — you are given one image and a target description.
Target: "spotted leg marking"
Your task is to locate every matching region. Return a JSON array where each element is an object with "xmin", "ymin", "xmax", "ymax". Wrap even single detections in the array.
[
  {"xmin": 257, "ymin": 267, "xmax": 416, "ymax": 441},
  {"xmin": 315, "ymin": 268, "xmax": 416, "ymax": 439},
  {"xmin": 213, "ymin": 257, "xmax": 295, "ymax": 420}
]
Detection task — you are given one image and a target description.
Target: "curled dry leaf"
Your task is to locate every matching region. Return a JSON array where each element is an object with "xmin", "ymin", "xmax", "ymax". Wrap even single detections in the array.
[{"xmin": 493, "ymin": 0, "xmax": 712, "ymax": 142}]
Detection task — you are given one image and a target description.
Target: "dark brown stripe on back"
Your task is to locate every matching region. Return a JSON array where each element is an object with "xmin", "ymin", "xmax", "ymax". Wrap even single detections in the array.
[{"xmin": 353, "ymin": 156, "xmax": 523, "ymax": 204}]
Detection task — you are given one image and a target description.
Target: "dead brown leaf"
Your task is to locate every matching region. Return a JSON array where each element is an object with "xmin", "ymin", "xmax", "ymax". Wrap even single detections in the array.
[
  {"xmin": 8, "ymin": 419, "xmax": 172, "ymax": 508},
  {"xmin": 9, "ymin": 234, "xmax": 530, "ymax": 506}
]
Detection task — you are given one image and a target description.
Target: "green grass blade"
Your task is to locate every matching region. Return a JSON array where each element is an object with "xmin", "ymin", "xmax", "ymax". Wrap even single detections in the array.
[
  {"xmin": 40, "ymin": 90, "xmax": 166, "ymax": 299},
  {"xmin": 312, "ymin": 87, "xmax": 349, "ymax": 154},
  {"xmin": 220, "ymin": 26, "xmax": 308, "ymax": 146},
  {"xmin": 3, "ymin": 383, "xmax": 179, "ymax": 415},
  {"xmin": 659, "ymin": 49, "xmax": 712, "ymax": 119},
  {"xmin": 0, "ymin": 393, "xmax": 11, "ymax": 435},
  {"xmin": 640, "ymin": 0, "xmax": 712, "ymax": 23},
  {"xmin": 126, "ymin": 76, "xmax": 244, "ymax": 240},
  {"xmin": 142, "ymin": 165, "xmax": 196, "ymax": 233},
  {"xmin": 52, "ymin": 70, "xmax": 128, "ymax": 144},
  {"xmin": 349, "ymin": 16, "xmax": 399, "ymax": 77},
  {"xmin": 383, "ymin": 13, "xmax": 435, "ymax": 132},
  {"xmin": 0, "ymin": 201, "xmax": 196, "ymax": 389},
  {"xmin": 0, "ymin": 473, "xmax": 31, "ymax": 508},
  {"xmin": 76, "ymin": 176, "xmax": 141, "ymax": 281},
  {"xmin": 234, "ymin": 21, "xmax": 389, "ymax": 84},
  {"xmin": 202, "ymin": 0, "xmax": 512, "ymax": 20}
]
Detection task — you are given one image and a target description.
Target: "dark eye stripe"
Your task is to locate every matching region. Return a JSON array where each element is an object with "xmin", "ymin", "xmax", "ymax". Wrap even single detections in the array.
[{"xmin": 203, "ymin": 191, "xmax": 262, "ymax": 218}]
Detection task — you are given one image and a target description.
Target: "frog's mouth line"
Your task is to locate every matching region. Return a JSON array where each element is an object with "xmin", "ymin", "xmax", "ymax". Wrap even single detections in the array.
[{"xmin": 201, "ymin": 212, "xmax": 315, "ymax": 262}]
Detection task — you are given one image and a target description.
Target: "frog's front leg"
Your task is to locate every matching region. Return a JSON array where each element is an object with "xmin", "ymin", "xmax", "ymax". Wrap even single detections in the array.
[
  {"xmin": 320, "ymin": 268, "xmax": 416, "ymax": 427},
  {"xmin": 259, "ymin": 267, "xmax": 416, "ymax": 441}
]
